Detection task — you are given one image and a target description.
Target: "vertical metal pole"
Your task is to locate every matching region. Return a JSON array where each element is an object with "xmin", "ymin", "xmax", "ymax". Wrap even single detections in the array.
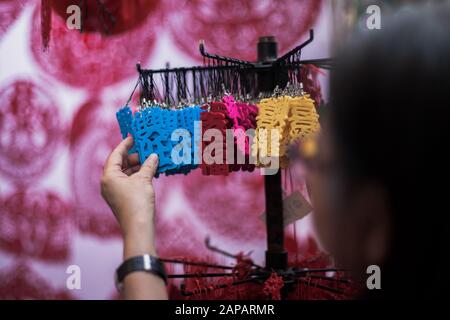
[{"xmin": 257, "ymin": 36, "xmax": 288, "ymax": 271}]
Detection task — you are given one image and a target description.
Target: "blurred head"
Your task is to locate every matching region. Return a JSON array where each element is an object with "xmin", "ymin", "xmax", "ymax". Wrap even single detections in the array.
[{"xmin": 310, "ymin": 3, "xmax": 450, "ymax": 298}]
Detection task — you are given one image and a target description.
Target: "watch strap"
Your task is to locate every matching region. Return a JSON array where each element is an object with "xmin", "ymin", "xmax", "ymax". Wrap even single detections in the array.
[{"xmin": 115, "ymin": 254, "xmax": 168, "ymax": 291}]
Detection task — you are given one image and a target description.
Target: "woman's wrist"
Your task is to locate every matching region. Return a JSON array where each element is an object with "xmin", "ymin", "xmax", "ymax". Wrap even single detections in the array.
[
  {"xmin": 124, "ymin": 236, "xmax": 157, "ymax": 259},
  {"xmin": 123, "ymin": 222, "xmax": 157, "ymax": 259}
]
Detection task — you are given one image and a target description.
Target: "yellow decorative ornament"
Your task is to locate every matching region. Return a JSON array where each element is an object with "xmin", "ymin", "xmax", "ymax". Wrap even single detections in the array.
[
  {"xmin": 252, "ymin": 92, "xmax": 320, "ymax": 169},
  {"xmin": 288, "ymin": 95, "xmax": 320, "ymax": 142}
]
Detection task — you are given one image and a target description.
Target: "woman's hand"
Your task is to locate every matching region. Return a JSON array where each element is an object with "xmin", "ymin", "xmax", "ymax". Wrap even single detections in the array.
[
  {"xmin": 101, "ymin": 136, "xmax": 159, "ymax": 258},
  {"xmin": 101, "ymin": 137, "xmax": 167, "ymax": 299}
]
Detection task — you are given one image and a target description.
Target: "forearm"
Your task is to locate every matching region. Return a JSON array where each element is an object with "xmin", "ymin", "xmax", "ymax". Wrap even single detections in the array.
[
  {"xmin": 102, "ymin": 140, "xmax": 164, "ymax": 299},
  {"xmin": 122, "ymin": 271, "xmax": 168, "ymax": 300},
  {"xmin": 121, "ymin": 226, "xmax": 168, "ymax": 300}
]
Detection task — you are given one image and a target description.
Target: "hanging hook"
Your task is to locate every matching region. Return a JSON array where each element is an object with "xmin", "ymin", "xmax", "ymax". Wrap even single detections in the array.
[
  {"xmin": 136, "ymin": 62, "xmax": 142, "ymax": 74},
  {"xmin": 199, "ymin": 40, "xmax": 254, "ymax": 66},
  {"xmin": 275, "ymin": 29, "xmax": 314, "ymax": 65}
]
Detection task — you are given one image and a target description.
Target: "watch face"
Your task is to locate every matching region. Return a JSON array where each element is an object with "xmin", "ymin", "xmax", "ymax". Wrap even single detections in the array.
[{"xmin": 143, "ymin": 254, "xmax": 152, "ymax": 271}]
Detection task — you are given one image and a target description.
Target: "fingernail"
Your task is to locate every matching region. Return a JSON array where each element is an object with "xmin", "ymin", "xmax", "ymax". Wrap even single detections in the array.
[{"xmin": 149, "ymin": 153, "xmax": 158, "ymax": 164}]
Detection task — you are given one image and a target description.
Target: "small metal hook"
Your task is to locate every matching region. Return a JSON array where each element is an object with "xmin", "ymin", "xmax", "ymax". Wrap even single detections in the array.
[
  {"xmin": 221, "ymin": 83, "xmax": 230, "ymax": 96},
  {"xmin": 271, "ymin": 85, "xmax": 281, "ymax": 98}
]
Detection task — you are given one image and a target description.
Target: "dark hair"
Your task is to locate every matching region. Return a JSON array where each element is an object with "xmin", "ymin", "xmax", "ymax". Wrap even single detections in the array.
[{"xmin": 329, "ymin": 4, "xmax": 450, "ymax": 298}]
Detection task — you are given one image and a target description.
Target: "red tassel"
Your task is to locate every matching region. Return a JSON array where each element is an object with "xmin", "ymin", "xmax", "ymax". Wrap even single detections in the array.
[
  {"xmin": 41, "ymin": 0, "xmax": 52, "ymax": 51},
  {"xmin": 263, "ymin": 273, "xmax": 284, "ymax": 300}
]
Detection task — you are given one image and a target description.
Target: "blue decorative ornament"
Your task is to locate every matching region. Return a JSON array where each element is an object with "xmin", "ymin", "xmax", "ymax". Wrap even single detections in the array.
[
  {"xmin": 116, "ymin": 106, "xmax": 136, "ymax": 153},
  {"xmin": 116, "ymin": 106, "xmax": 132, "ymax": 138},
  {"xmin": 116, "ymin": 105, "xmax": 203, "ymax": 177}
]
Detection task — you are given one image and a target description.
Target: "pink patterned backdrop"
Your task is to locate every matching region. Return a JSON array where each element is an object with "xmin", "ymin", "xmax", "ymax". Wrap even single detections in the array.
[{"xmin": 0, "ymin": 0, "xmax": 331, "ymax": 299}]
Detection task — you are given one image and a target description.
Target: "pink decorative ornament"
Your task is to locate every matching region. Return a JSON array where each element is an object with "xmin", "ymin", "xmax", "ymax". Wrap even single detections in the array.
[
  {"xmin": 30, "ymin": 3, "xmax": 159, "ymax": 90},
  {"xmin": 0, "ymin": 0, "xmax": 26, "ymax": 39},
  {"xmin": 0, "ymin": 190, "xmax": 72, "ymax": 261},
  {"xmin": 167, "ymin": 0, "xmax": 322, "ymax": 62},
  {"xmin": 0, "ymin": 79, "xmax": 63, "ymax": 183}
]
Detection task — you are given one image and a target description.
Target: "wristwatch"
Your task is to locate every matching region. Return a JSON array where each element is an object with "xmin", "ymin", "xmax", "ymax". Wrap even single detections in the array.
[{"xmin": 115, "ymin": 254, "xmax": 168, "ymax": 292}]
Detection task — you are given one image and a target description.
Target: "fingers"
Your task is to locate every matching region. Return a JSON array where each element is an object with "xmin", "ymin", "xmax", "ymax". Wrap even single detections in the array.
[
  {"xmin": 137, "ymin": 153, "xmax": 158, "ymax": 181},
  {"xmin": 104, "ymin": 137, "xmax": 134, "ymax": 173},
  {"xmin": 123, "ymin": 165, "xmax": 141, "ymax": 176},
  {"xmin": 126, "ymin": 153, "xmax": 140, "ymax": 167}
]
